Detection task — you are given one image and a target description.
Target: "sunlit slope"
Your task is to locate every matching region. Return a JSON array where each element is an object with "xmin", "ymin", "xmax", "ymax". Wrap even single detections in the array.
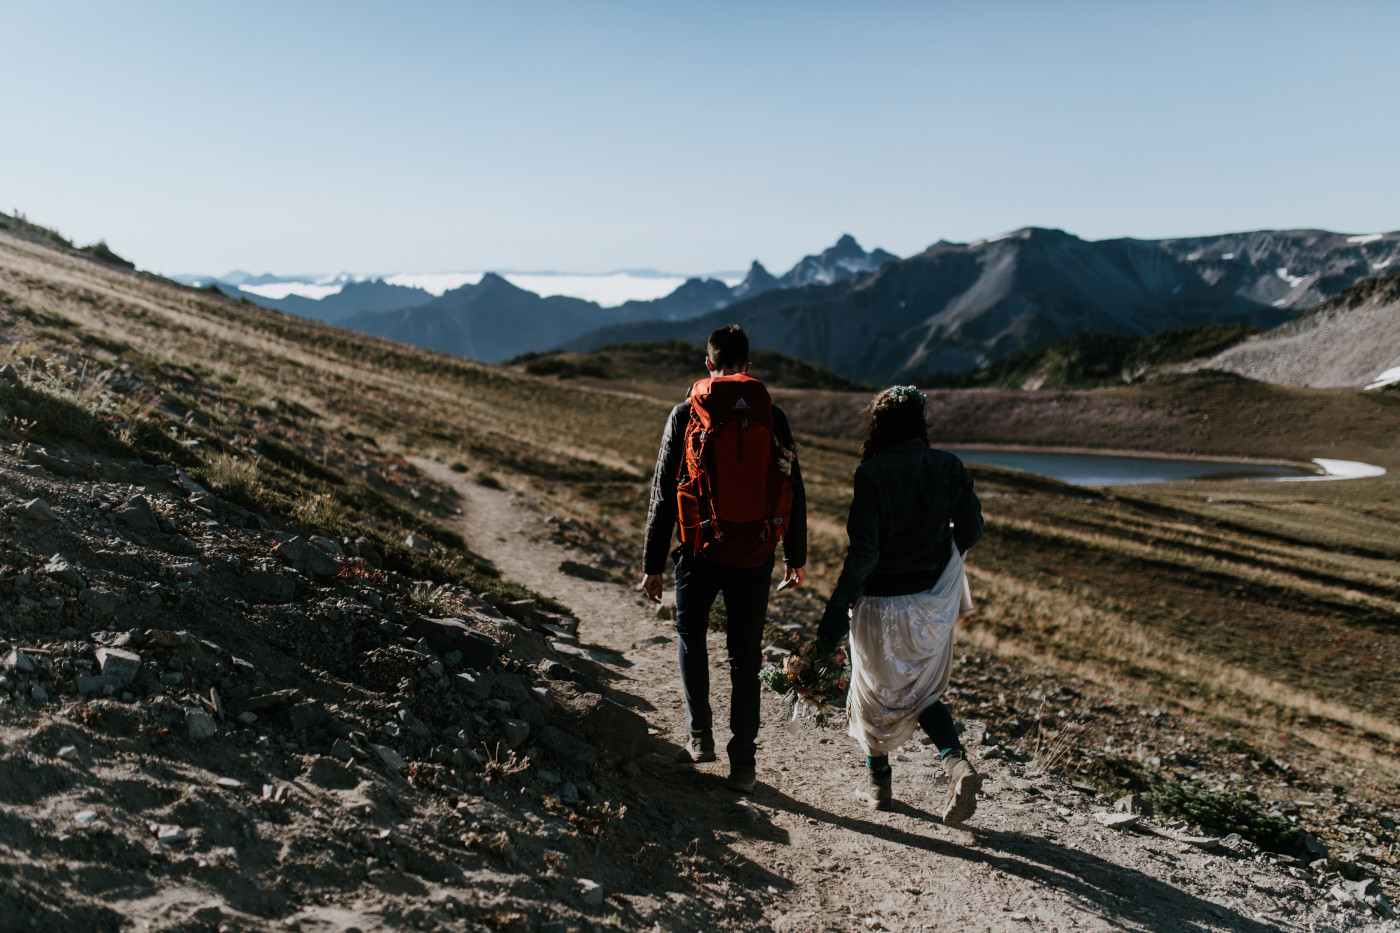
[{"xmin": 4, "ymin": 225, "xmax": 1399, "ymax": 778}]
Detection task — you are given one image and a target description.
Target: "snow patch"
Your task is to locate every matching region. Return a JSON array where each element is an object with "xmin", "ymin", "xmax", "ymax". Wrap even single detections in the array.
[
  {"xmin": 1372, "ymin": 258, "xmax": 1392, "ymax": 270},
  {"xmin": 1220, "ymin": 252, "xmax": 1235, "ymax": 260},
  {"xmin": 1347, "ymin": 233, "xmax": 1384, "ymax": 244},
  {"xmin": 1274, "ymin": 267, "xmax": 1305, "ymax": 289},
  {"xmin": 1364, "ymin": 366, "xmax": 1400, "ymax": 391},
  {"xmin": 1270, "ymin": 458, "xmax": 1386, "ymax": 482}
]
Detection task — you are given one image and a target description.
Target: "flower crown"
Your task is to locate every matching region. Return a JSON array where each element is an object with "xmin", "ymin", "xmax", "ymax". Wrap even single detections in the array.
[{"xmin": 887, "ymin": 385, "xmax": 928, "ymax": 404}]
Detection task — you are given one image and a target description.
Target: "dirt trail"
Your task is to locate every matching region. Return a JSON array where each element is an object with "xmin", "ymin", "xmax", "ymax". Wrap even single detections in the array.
[{"xmin": 412, "ymin": 458, "xmax": 1345, "ymax": 933}]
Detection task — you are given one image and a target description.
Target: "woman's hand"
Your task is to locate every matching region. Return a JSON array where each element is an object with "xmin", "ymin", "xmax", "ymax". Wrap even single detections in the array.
[{"xmin": 779, "ymin": 565, "xmax": 805, "ymax": 591}]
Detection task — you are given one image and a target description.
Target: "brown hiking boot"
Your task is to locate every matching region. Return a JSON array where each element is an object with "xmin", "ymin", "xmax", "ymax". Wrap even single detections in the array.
[
  {"xmin": 855, "ymin": 767, "xmax": 893, "ymax": 810},
  {"xmin": 675, "ymin": 733, "xmax": 717, "ymax": 764},
  {"xmin": 726, "ymin": 764, "xmax": 756, "ymax": 794},
  {"xmin": 940, "ymin": 752, "xmax": 982, "ymax": 823}
]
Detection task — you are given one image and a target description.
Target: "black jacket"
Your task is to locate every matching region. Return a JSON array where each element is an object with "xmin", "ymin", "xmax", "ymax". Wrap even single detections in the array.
[
  {"xmin": 819, "ymin": 440, "xmax": 982, "ymax": 641},
  {"xmin": 644, "ymin": 399, "xmax": 807, "ymax": 574}
]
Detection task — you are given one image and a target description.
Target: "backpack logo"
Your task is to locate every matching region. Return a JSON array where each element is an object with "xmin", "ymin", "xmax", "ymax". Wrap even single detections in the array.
[{"xmin": 733, "ymin": 398, "xmax": 750, "ymax": 410}]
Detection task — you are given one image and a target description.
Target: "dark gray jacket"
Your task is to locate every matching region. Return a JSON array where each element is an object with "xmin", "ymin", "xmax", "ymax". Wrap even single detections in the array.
[
  {"xmin": 819, "ymin": 440, "xmax": 982, "ymax": 639},
  {"xmin": 644, "ymin": 400, "xmax": 807, "ymax": 574}
]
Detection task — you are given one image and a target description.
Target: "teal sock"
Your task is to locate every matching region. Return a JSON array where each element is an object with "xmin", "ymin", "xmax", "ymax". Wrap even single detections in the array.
[{"xmin": 867, "ymin": 755, "xmax": 889, "ymax": 770}]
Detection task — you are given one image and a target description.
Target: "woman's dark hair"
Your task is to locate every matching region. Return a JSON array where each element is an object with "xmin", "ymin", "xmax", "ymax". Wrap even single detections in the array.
[{"xmin": 860, "ymin": 387, "xmax": 929, "ymax": 460}]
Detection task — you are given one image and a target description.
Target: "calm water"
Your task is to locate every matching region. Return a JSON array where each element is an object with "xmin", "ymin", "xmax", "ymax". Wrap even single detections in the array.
[{"xmin": 948, "ymin": 448, "xmax": 1315, "ymax": 486}]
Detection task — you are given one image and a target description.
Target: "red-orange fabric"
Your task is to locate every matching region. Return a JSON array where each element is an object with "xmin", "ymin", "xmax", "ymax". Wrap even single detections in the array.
[{"xmin": 676, "ymin": 374, "xmax": 794, "ymax": 567}]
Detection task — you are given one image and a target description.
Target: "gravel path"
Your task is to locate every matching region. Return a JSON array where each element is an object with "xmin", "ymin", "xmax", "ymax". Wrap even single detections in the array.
[{"xmin": 413, "ymin": 457, "xmax": 1363, "ymax": 933}]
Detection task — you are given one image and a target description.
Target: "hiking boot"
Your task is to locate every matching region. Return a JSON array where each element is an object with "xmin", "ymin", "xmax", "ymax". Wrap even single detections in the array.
[
  {"xmin": 855, "ymin": 767, "xmax": 893, "ymax": 810},
  {"xmin": 726, "ymin": 764, "xmax": 756, "ymax": 794},
  {"xmin": 940, "ymin": 752, "xmax": 982, "ymax": 824},
  {"xmin": 675, "ymin": 733, "xmax": 716, "ymax": 764}
]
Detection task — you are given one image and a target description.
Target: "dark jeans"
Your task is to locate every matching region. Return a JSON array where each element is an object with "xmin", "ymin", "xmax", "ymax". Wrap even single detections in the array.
[{"xmin": 673, "ymin": 549, "xmax": 775, "ymax": 767}]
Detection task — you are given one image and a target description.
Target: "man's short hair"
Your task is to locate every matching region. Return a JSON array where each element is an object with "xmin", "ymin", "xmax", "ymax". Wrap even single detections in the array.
[{"xmin": 707, "ymin": 325, "xmax": 749, "ymax": 371}]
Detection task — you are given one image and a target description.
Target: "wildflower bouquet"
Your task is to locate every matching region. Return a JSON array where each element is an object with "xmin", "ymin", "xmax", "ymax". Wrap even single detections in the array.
[{"xmin": 758, "ymin": 637, "xmax": 849, "ymax": 729}]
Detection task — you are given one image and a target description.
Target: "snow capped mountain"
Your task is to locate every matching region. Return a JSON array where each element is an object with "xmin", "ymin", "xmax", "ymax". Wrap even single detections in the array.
[
  {"xmin": 776, "ymin": 233, "xmax": 898, "ymax": 288},
  {"xmin": 564, "ymin": 227, "xmax": 1400, "ymax": 383}
]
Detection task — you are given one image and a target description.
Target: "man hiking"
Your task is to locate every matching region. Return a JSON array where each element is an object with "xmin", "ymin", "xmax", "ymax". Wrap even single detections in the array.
[{"xmin": 640, "ymin": 324, "xmax": 807, "ymax": 794}]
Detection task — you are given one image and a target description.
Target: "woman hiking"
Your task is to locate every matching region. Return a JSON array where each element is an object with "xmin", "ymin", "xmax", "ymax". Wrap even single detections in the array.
[{"xmin": 817, "ymin": 385, "xmax": 985, "ymax": 821}]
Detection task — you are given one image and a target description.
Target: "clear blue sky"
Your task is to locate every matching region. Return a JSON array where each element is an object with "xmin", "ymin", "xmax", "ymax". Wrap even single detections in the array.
[{"xmin": 4, "ymin": 1, "xmax": 1398, "ymax": 277}]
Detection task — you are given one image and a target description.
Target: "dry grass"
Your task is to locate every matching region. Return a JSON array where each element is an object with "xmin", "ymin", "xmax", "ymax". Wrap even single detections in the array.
[{"xmin": 3, "ymin": 225, "xmax": 1398, "ymax": 796}]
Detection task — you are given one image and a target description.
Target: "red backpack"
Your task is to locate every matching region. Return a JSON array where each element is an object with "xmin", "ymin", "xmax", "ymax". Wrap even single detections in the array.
[{"xmin": 676, "ymin": 374, "xmax": 795, "ymax": 567}]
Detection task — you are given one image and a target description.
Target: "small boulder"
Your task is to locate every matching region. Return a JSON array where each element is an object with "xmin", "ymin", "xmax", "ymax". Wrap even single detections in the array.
[
  {"xmin": 243, "ymin": 571, "xmax": 297, "ymax": 604},
  {"xmin": 76, "ymin": 675, "xmax": 116, "ymax": 695},
  {"xmin": 407, "ymin": 617, "xmax": 500, "ymax": 669},
  {"xmin": 404, "ymin": 533, "xmax": 432, "ymax": 551},
  {"xmin": 1093, "ymin": 811, "xmax": 1138, "ymax": 831},
  {"xmin": 306, "ymin": 755, "xmax": 359, "ymax": 789},
  {"xmin": 95, "ymin": 647, "xmax": 141, "ymax": 686},
  {"xmin": 1115, "ymin": 793, "xmax": 1152, "ymax": 816},
  {"xmin": 354, "ymin": 537, "xmax": 382, "ymax": 570},
  {"xmin": 18, "ymin": 499, "xmax": 59, "ymax": 522},
  {"xmin": 186, "ymin": 709, "xmax": 217, "ymax": 740},
  {"xmin": 309, "ymin": 535, "xmax": 343, "ymax": 557},
  {"xmin": 576, "ymin": 878, "xmax": 604, "ymax": 908},
  {"xmin": 43, "ymin": 555, "xmax": 84, "ymax": 589},
  {"xmin": 371, "ymin": 744, "xmax": 405, "ymax": 770},
  {"xmin": 501, "ymin": 718, "xmax": 530, "ymax": 749},
  {"xmin": 3, "ymin": 648, "xmax": 36, "ymax": 673},
  {"xmin": 455, "ymin": 670, "xmax": 495, "ymax": 702},
  {"xmin": 175, "ymin": 469, "xmax": 207, "ymax": 495},
  {"xmin": 274, "ymin": 537, "xmax": 339, "ymax": 578},
  {"xmin": 287, "ymin": 701, "xmax": 330, "ymax": 732},
  {"xmin": 537, "ymin": 725, "xmax": 598, "ymax": 768},
  {"xmin": 117, "ymin": 496, "xmax": 160, "ymax": 534}
]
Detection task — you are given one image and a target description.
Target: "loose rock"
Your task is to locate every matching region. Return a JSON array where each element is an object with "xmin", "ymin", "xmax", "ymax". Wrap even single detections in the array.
[
  {"xmin": 186, "ymin": 709, "xmax": 217, "ymax": 740},
  {"xmin": 95, "ymin": 647, "xmax": 141, "ymax": 686}
]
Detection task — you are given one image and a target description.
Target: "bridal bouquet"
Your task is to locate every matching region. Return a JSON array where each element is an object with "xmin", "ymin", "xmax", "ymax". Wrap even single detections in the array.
[{"xmin": 759, "ymin": 637, "xmax": 849, "ymax": 729}]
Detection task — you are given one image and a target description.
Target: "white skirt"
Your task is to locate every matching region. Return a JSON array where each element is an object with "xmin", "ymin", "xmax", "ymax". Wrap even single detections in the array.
[{"xmin": 846, "ymin": 547, "xmax": 967, "ymax": 756}]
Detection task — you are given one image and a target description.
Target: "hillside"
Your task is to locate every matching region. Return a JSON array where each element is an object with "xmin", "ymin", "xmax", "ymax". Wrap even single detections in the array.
[
  {"xmin": 919, "ymin": 323, "xmax": 1259, "ymax": 390},
  {"xmin": 567, "ymin": 227, "xmax": 1400, "ymax": 383},
  {"xmin": 1191, "ymin": 272, "xmax": 1400, "ymax": 388},
  {"xmin": 3, "ymin": 223, "xmax": 1400, "ymax": 930},
  {"xmin": 506, "ymin": 339, "xmax": 868, "ymax": 391}
]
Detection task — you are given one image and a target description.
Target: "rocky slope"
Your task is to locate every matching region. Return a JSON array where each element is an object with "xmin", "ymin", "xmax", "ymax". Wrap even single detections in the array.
[
  {"xmin": 1191, "ymin": 272, "xmax": 1400, "ymax": 388},
  {"xmin": 5, "ymin": 219, "xmax": 1400, "ymax": 931},
  {"xmin": 567, "ymin": 228, "xmax": 1400, "ymax": 383}
]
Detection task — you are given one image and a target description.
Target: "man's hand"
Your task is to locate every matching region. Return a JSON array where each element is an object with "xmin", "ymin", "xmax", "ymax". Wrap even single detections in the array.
[
  {"xmin": 640, "ymin": 573, "xmax": 664, "ymax": 603},
  {"xmin": 777, "ymin": 565, "xmax": 805, "ymax": 591}
]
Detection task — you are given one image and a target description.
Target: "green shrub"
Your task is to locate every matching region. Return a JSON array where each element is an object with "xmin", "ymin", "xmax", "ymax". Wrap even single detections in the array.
[{"xmin": 1144, "ymin": 777, "xmax": 1305, "ymax": 855}]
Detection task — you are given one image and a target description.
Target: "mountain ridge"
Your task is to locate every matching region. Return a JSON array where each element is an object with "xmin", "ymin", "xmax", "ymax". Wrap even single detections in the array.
[{"xmin": 565, "ymin": 226, "xmax": 1400, "ymax": 382}]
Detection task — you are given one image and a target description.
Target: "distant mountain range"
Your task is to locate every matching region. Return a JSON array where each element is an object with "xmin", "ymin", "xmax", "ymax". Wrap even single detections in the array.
[
  {"xmin": 181, "ymin": 235, "xmax": 897, "ymax": 363},
  {"xmin": 180, "ymin": 228, "xmax": 1400, "ymax": 381},
  {"xmin": 565, "ymin": 228, "xmax": 1400, "ymax": 382}
]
